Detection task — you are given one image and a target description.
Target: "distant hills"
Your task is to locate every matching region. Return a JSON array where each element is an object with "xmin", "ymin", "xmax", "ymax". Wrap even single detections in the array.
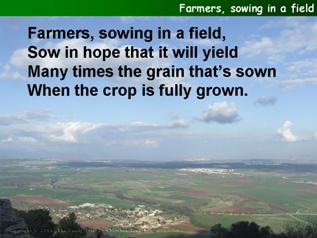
[{"xmin": 59, "ymin": 160, "xmax": 317, "ymax": 172}]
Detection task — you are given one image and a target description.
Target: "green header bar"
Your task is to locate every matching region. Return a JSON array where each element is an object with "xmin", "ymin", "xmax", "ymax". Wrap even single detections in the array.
[{"xmin": 0, "ymin": 0, "xmax": 316, "ymax": 16}]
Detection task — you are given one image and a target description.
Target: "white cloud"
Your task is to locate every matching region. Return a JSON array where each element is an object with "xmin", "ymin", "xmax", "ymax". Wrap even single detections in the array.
[
  {"xmin": 255, "ymin": 96, "xmax": 277, "ymax": 106},
  {"xmin": 241, "ymin": 37, "xmax": 274, "ymax": 58},
  {"xmin": 120, "ymin": 118, "xmax": 188, "ymax": 132},
  {"xmin": 47, "ymin": 121, "xmax": 99, "ymax": 143},
  {"xmin": 287, "ymin": 59, "xmax": 317, "ymax": 76},
  {"xmin": 0, "ymin": 115, "xmax": 188, "ymax": 147},
  {"xmin": 277, "ymin": 58, "xmax": 317, "ymax": 89},
  {"xmin": 241, "ymin": 18, "xmax": 317, "ymax": 62},
  {"xmin": 43, "ymin": 119, "xmax": 182, "ymax": 147},
  {"xmin": 1, "ymin": 137, "xmax": 14, "ymax": 143},
  {"xmin": 0, "ymin": 64, "xmax": 24, "ymax": 80},
  {"xmin": 0, "ymin": 110, "xmax": 54, "ymax": 126},
  {"xmin": 1, "ymin": 136, "xmax": 37, "ymax": 144},
  {"xmin": 244, "ymin": 20, "xmax": 317, "ymax": 89},
  {"xmin": 144, "ymin": 139, "xmax": 159, "ymax": 146},
  {"xmin": 124, "ymin": 138, "xmax": 160, "ymax": 148},
  {"xmin": 277, "ymin": 120, "xmax": 301, "ymax": 142},
  {"xmin": 170, "ymin": 118, "xmax": 188, "ymax": 128},
  {"xmin": 196, "ymin": 101, "xmax": 240, "ymax": 124},
  {"xmin": 279, "ymin": 77, "xmax": 317, "ymax": 89}
]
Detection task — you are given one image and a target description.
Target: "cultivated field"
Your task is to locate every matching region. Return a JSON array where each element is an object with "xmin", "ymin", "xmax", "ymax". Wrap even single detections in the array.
[{"xmin": 1, "ymin": 159, "xmax": 317, "ymax": 237}]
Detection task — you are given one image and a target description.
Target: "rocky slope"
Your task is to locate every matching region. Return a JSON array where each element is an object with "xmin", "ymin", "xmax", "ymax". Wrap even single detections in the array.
[{"xmin": 0, "ymin": 199, "xmax": 32, "ymax": 238}]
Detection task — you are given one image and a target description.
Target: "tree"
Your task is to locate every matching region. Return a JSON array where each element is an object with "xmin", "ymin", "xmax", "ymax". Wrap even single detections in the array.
[
  {"xmin": 284, "ymin": 223, "xmax": 317, "ymax": 238},
  {"xmin": 54, "ymin": 212, "xmax": 86, "ymax": 238},
  {"xmin": 91, "ymin": 229, "xmax": 115, "ymax": 238},
  {"xmin": 210, "ymin": 224, "xmax": 228, "ymax": 238},
  {"xmin": 229, "ymin": 221, "xmax": 260, "ymax": 238},
  {"xmin": 260, "ymin": 225, "xmax": 274, "ymax": 238},
  {"xmin": 210, "ymin": 221, "xmax": 278, "ymax": 238},
  {"xmin": 95, "ymin": 230, "xmax": 104, "ymax": 238},
  {"xmin": 16, "ymin": 209, "xmax": 56, "ymax": 238}
]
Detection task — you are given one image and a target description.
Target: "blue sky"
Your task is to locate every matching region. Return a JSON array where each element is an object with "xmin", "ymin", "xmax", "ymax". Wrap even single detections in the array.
[{"xmin": 0, "ymin": 17, "xmax": 316, "ymax": 161}]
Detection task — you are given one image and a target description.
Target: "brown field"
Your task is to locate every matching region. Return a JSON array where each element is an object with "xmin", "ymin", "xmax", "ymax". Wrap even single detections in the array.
[
  {"xmin": 81, "ymin": 218, "xmax": 110, "ymax": 230},
  {"xmin": 9, "ymin": 195, "xmax": 68, "ymax": 207}
]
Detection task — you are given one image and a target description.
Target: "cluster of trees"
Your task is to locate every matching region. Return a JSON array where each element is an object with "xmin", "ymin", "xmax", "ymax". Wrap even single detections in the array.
[
  {"xmin": 210, "ymin": 221, "xmax": 317, "ymax": 238},
  {"xmin": 15, "ymin": 209, "xmax": 112, "ymax": 238}
]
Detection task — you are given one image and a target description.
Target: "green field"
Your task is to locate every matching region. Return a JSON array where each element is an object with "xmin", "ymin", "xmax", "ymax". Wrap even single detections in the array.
[{"xmin": 1, "ymin": 159, "xmax": 317, "ymax": 236}]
